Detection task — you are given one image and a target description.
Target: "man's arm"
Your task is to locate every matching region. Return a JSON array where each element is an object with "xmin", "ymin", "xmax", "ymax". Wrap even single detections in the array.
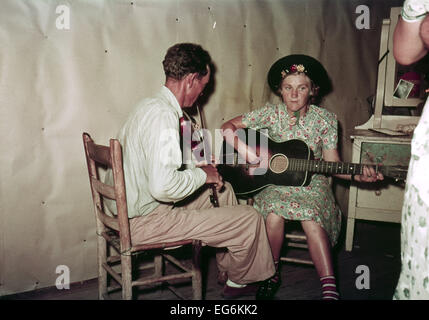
[{"xmin": 147, "ymin": 110, "xmax": 207, "ymax": 202}]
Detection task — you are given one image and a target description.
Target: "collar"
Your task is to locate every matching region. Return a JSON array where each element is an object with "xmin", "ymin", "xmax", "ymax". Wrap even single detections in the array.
[{"xmin": 158, "ymin": 85, "xmax": 183, "ymax": 118}]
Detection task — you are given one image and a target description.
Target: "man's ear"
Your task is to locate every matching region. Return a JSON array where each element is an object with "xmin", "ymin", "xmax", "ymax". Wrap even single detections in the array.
[{"xmin": 185, "ymin": 73, "xmax": 198, "ymax": 89}]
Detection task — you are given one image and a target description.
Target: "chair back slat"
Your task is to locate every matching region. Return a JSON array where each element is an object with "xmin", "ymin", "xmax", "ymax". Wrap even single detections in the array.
[
  {"xmin": 87, "ymin": 141, "xmax": 112, "ymax": 168},
  {"xmin": 83, "ymin": 132, "xmax": 132, "ymax": 253},
  {"xmin": 96, "ymin": 204, "xmax": 119, "ymax": 230},
  {"xmin": 91, "ymin": 176, "xmax": 116, "ymax": 200}
]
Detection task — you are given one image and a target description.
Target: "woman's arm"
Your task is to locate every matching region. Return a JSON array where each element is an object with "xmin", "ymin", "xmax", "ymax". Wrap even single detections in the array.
[
  {"xmin": 393, "ymin": 16, "xmax": 427, "ymax": 65},
  {"xmin": 221, "ymin": 115, "xmax": 260, "ymax": 163},
  {"xmin": 322, "ymin": 149, "xmax": 384, "ymax": 182},
  {"xmin": 221, "ymin": 115, "xmax": 246, "ymax": 149}
]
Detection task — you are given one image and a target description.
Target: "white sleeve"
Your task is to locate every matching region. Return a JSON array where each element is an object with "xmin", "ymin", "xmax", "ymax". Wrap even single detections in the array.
[{"xmin": 145, "ymin": 109, "xmax": 207, "ymax": 202}]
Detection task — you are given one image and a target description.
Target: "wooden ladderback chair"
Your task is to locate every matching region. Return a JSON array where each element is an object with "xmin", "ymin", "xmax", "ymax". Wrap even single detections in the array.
[{"xmin": 82, "ymin": 132, "xmax": 202, "ymax": 300}]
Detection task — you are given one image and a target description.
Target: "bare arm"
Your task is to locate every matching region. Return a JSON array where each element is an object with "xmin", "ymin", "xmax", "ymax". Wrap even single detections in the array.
[
  {"xmin": 394, "ymin": 16, "xmax": 428, "ymax": 65},
  {"xmin": 221, "ymin": 115, "xmax": 247, "ymax": 147},
  {"xmin": 322, "ymin": 149, "xmax": 384, "ymax": 182},
  {"xmin": 221, "ymin": 115, "xmax": 260, "ymax": 163}
]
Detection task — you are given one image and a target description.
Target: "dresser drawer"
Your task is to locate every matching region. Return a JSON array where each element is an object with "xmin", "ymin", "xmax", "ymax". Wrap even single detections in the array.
[{"xmin": 356, "ymin": 142, "xmax": 410, "ymax": 211}]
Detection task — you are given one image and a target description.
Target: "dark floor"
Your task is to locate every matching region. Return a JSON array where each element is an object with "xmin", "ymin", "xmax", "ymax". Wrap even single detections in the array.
[{"xmin": 2, "ymin": 220, "xmax": 402, "ymax": 301}]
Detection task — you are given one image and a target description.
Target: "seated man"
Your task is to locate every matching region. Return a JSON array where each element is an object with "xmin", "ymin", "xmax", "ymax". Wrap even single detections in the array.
[{"xmin": 104, "ymin": 42, "xmax": 275, "ymax": 299}]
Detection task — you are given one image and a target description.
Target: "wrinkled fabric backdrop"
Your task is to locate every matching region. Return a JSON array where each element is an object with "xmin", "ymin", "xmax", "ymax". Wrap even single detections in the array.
[{"xmin": 0, "ymin": 0, "xmax": 404, "ymax": 295}]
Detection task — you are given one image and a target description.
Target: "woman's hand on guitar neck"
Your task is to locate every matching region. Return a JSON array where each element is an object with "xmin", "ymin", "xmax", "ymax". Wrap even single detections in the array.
[
  {"xmin": 354, "ymin": 165, "xmax": 384, "ymax": 183},
  {"xmin": 200, "ymin": 165, "xmax": 224, "ymax": 191}
]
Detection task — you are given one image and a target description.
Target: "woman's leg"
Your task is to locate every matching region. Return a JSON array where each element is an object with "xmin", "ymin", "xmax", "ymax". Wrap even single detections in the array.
[
  {"xmin": 256, "ymin": 212, "xmax": 284, "ymax": 300},
  {"xmin": 301, "ymin": 220, "xmax": 333, "ymax": 277},
  {"xmin": 301, "ymin": 220, "xmax": 339, "ymax": 299},
  {"xmin": 266, "ymin": 212, "xmax": 285, "ymax": 261}
]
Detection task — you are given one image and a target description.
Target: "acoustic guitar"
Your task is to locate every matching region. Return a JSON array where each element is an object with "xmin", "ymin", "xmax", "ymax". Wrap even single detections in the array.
[{"xmin": 217, "ymin": 129, "xmax": 408, "ymax": 195}]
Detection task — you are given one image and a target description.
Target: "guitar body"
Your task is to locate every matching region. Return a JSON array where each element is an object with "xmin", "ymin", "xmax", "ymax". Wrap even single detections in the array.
[{"xmin": 218, "ymin": 130, "xmax": 315, "ymax": 195}]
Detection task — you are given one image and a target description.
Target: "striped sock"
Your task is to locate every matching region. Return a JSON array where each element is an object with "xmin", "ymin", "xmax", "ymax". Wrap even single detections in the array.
[{"xmin": 320, "ymin": 275, "xmax": 339, "ymax": 300}]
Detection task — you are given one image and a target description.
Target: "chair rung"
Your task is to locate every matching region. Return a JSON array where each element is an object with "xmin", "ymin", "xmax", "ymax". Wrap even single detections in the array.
[
  {"xmin": 285, "ymin": 233, "xmax": 307, "ymax": 241},
  {"xmin": 138, "ymin": 262, "xmax": 155, "ymax": 271},
  {"xmin": 102, "ymin": 262, "xmax": 122, "ymax": 285},
  {"xmin": 287, "ymin": 242, "xmax": 308, "ymax": 249},
  {"xmin": 162, "ymin": 254, "xmax": 191, "ymax": 273},
  {"xmin": 132, "ymin": 272, "xmax": 194, "ymax": 287},
  {"xmin": 102, "ymin": 231, "xmax": 121, "ymax": 253},
  {"xmin": 101, "ymin": 292, "xmax": 112, "ymax": 300},
  {"xmin": 280, "ymin": 257, "xmax": 314, "ymax": 265},
  {"xmin": 91, "ymin": 177, "xmax": 116, "ymax": 200},
  {"xmin": 107, "ymin": 284, "xmax": 121, "ymax": 292},
  {"xmin": 166, "ymin": 285, "xmax": 187, "ymax": 300},
  {"xmin": 107, "ymin": 255, "xmax": 121, "ymax": 264},
  {"xmin": 131, "ymin": 240, "xmax": 193, "ymax": 252}
]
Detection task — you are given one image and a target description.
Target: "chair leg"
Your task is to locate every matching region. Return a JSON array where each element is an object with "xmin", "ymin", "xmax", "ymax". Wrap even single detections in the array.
[
  {"xmin": 345, "ymin": 217, "xmax": 355, "ymax": 252},
  {"xmin": 191, "ymin": 240, "xmax": 203, "ymax": 300},
  {"xmin": 121, "ymin": 255, "xmax": 133, "ymax": 300},
  {"xmin": 97, "ymin": 236, "xmax": 108, "ymax": 300},
  {"xmin": 154, "ymin": 254, "xmax": 163, "ymax": 278}
]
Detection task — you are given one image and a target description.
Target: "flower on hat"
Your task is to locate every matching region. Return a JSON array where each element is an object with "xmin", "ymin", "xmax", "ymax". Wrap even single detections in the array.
[
  {"xmin": 281, "ymin": 64, "xmax": 307, "ymax": 78},
  {"xmin": 296, "ymin": 64, "xmax": 305, "ymax": 72}
]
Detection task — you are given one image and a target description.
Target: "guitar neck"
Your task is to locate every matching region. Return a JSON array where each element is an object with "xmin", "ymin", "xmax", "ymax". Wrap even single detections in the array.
[{"xmin": 288, "ymin": 158, "xmax": 379, "ymax": 175}]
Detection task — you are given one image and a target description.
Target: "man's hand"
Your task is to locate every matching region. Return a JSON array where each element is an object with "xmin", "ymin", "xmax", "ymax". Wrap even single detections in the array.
[
  {"xmin": 200, "ymin": 164, "xmax": 224, "ymax": 191},
  {"xmin": 354, "ymin": 165, "xmax": 384, "ymax": 183}
]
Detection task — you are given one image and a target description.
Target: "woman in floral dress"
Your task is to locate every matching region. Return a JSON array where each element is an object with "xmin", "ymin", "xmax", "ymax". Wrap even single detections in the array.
[{"xmin": 222, "ymin": 54, "xmax": 383, "ymax": 299}]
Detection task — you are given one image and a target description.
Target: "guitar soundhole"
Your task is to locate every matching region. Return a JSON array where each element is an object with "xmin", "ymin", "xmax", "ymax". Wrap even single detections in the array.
[{"xmin": 269, "ymin": 153, "xmax": 288, "ymax": 173}]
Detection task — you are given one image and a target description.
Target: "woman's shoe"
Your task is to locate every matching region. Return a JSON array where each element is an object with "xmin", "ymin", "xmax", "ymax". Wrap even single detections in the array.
[{"xmin": 256, "ymin": 273, "xmax": 281, "ymax": 300}]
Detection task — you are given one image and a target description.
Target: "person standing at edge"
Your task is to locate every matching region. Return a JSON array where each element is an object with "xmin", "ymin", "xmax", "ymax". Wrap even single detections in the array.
[{"xmin": 392, "ymin": 0, "xmax": 429, "ymax": 300}]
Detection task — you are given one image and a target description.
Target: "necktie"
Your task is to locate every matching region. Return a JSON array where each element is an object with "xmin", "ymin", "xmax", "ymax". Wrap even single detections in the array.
[{"xmin": 179, "ymin": 116, "xmax": 204, "ymax": 158}]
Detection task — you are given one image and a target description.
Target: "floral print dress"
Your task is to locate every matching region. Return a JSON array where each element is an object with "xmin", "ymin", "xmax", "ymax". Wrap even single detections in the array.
[
  {"xmin": 394, "ymin": 100, "xmax": 429, "ymax": 299},
  {"xmin": 242, "ymin": 102, "xmax": 341, "ymax": 246}
]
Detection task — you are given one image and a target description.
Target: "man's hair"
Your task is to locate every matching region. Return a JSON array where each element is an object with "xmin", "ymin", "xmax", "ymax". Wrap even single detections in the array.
[{"xmin": 162, "ymin": 43, "xmax": 211, "ymax": 80}]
